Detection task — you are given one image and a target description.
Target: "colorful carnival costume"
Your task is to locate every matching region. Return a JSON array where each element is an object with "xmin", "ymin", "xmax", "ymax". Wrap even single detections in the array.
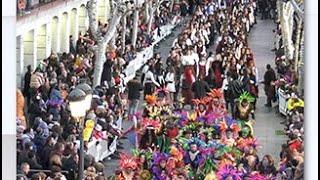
[
  {"xmin": 117, "ymin": 154, "xmax": 139, "ymax": 180},
  {"xmin": 235, "ymin": 92, "xmax": 255, "ymax": 121}
]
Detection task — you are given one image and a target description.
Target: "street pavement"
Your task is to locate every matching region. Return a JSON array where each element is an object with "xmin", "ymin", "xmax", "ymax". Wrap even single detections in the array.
[{"xmin": 103, "ymin": 18, "xmax": 286, "ymax": 177}]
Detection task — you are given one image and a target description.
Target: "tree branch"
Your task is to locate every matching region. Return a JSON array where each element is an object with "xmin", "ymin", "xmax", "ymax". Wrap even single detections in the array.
[
  {"xmin": 102, "ymin": 4, "xmax": 125, "ymax": 43},
  {"xmin": 86, "ymin": 0, "xmax": 98, "ymax": 39}
]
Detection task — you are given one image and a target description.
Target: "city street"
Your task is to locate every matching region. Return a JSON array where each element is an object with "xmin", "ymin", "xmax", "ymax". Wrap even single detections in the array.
[{"xmin": 103, "ymin": 18, "xmax": 286, "ymax": 176}]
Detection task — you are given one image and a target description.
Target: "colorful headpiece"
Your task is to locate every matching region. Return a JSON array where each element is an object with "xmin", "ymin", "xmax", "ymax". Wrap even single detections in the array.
[
  {"xmin": 193, "ymin": 98, "xmax": 208, "ymax": 106},
  {"xmin": 141, "ymin": 118, "xmax": 161, "ymax": 130},
  {"xmin": 238, "ymin": 91, "xmax": 255, "ymax": 103},
  {"xmin": 204, "ymin": 107, "xmax": 227, "ymax": 124},
  {"xmin": 131, "ymin": 149, "xmax": 153, "ymax": 161},
  {"xmin": 243, "ymin": 138, "xmax": 261, "ymax": 149},
  {"xmin": 217, "ymin": 165, "xmax": 241, "ymax": 180},
  {"xmin": 156, "ymin": 87, "xmax": 170, "ymax": 97},
  {"xmin": 153, "ymin": 153, "xmax": 169, "ymax": 166},
  {"xmin": 239, "ymin": 120, "xmax": 254, "ymax": 136},
  {"xmin": 216, "ymin": 146, "xmax": 241, "ymax": 160},
  {"xmin": 247, "ymin": 172, "xmax": 276, "ymax": 180},
  {"xmin": 202, "ymin": 157, "xmax": 217, "ymax": 175},
  {"xmin": 207, "ymin": 89, "xmax": 224, "ymax": 100},
  {"xmin": 119, "ymin": 154, "xmax": 139, "ymax": 170},
  {"xmin": 220, "ymin": 116, "xmax": 240, "ymax": 134},
  {"xmin": 145, "ymin": 94, "xmax": 157, "ymax": 105}
]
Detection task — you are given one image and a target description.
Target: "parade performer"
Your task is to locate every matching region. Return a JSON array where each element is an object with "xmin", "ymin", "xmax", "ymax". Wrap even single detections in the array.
[
  {"xmin": 139, "ymin": 118, "xmax": 161, "ymax": 151},
  {"xmin": 219, "ymin": 117, "xmax": 240, "ymax": 147},
  {"xmin": 131, "ymin": 149, "xmax": 152, "ymax": 171},
  {"xmin": 117, "ymin": 154, "xmax": 139, "ymax": 180},
  {"xmin": 181, "ymin": 48, "xmax": 197, "ymax": 105},
  {"xmin": 152, "ymin": 153, "xmax": 170, "ymax": 180},
  {"xmin": 217, "ymin": 164, "xmax": 241, "ymax": 180},
  {"xmin": 183, "ymin": 142, "xmax": 204, "ymax": 177},
  {"xmin": 206, "ymin": 89, "xmax": 226, "ymax": 111},
  {"xmin": 235, "ymin": 91, "xmax": 255, "ymax": 121},
  {"xmin": 193, "ymin": 98, "xmax": 208, "ymax": 117}
]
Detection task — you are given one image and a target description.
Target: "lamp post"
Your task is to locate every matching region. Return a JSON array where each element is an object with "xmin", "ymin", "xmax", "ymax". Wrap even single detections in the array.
[{"xmin": 68, "ymin": 84, "xmax": 92, "ymax": 180}]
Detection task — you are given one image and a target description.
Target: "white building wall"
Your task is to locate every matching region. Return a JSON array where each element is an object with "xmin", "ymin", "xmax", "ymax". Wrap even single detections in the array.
[{"xmin": 16, "ymin": 0, "xmax": 111, "ymax": 87}]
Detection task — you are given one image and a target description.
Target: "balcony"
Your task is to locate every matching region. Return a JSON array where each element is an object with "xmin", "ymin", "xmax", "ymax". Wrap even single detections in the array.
[{"xmin": 17, "ymin": 0, "xmax": 67, "ymax": 18}]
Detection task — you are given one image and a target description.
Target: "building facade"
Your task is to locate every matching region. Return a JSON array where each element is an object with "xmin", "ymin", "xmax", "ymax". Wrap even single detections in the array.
[{"xmin": 16, "ymin": 0, "xmax": 111, "ymax": 88}]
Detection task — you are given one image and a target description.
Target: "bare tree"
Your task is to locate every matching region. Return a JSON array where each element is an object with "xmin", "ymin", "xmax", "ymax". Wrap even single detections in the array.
[
  {"xmin": 131, "ymin": 0, "xmax": 140, "ymax": 47},
  {"xmin": 87, "ymin": 0, "xmax": 131, "ymax": 87},
  {"xmin": 146, "ymin": 0, "xmax": 164, "ymax": 35}
]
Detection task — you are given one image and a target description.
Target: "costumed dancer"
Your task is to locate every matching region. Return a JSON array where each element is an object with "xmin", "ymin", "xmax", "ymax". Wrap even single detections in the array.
[
  {"xmin": 139, "ymin": 118, "xmax": 161, "ymax": 151},
  {"xmin": 235, "ymin": 92, "xmax": 255, "ymax": 128},
  {"xmin": 152, "ymin": 153, "xmax": 170, "ymax": 180},
  {"xmin": 239, "ymin": 138, "xmax": 260, "ymax": 174},
  {"xmin": 193, "ymin": 98, "xmax": 208, "ymax": 117},
  {"xmin": 131, "ymin": 149, "xmax": 152, "ymax": 171},
  {"xmin": 216, "ymin": 164, "xmax": 242, "ymax": 180},
  {"xmin": 181, "ymin": 48, "xmax": 197, "ymax": 105},
  {"xmin": 117, "ymin": 154, "xmax": 139, "ymax": 180},
  {"xmin": 183, "ymin": 142, "xmax": 204, "ymax": 178},
  {"xmin": 206, "ymin": 89, "xmax": 226, "ymax": 112},
  {"xmin": 219, "ymin": 116, "xmax": 240, "ymax": 148}
]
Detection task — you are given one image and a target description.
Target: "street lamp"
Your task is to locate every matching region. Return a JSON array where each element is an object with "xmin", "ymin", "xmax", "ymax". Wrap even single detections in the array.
[
  {"xmin": 68, "ymin": 86, "xmax": 92, "ymax": 180},
  {"xmin": 76, "ymin": 83, "xmax": 93, "ymax": 111}
]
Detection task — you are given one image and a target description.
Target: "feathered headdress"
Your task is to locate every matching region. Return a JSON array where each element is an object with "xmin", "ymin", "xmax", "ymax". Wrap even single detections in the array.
[
  {"xmin": 145, "ymin": 94, "xmax": 157, "ymax": 105},
  {"xmin": 119, "ymin": 154, "xmax": 139, "ymax": 170},
  {"xmin": 153, "ymin": 153, "xmax": 169, "ymax": 166},
  {"xmin": 207, "ymin": 89, "xmax": 224, "ymax": 101},
  {"xmin": 247, "ymin": 172, "xmax": 276, "ymax": 180},
  {"xmin": 238, "ymin": 91, "xmax": 255, "ymax": 103},
  {"xmin": 242, "ymin": 138, "xmax": 261, "ymax": 149},
  {"xmin": 141, "ymin": 118, "xmax": 161, "ymax": 130},
  {"xmin": 204, "ymin": 107, "xmax": 227, "ymax": 124},
  {"xmin": 131, "ymin": 149, "xmax": 153, "ymax": 161},
  {"xmin": 238, "ymin": 120, "xmax": 254, "ymax": 136},
  {"xmin": 202, "ymin": 157, "xmax": 218, "ymax": 175},
  {"xmin": 199, "ymin": 127, "xmax": 214, "ymax": 138},
  {"xmin": 217, "ymin": 165, "xmax": 241, "ymax": 180},
  {"xmin": 220, "ymin": 116, "xmax": 240, "ymax": 134},
  {"xmin": 216, "ymin": 146, "xmax": 241, "ymax": 160},
  {"xmin": 193, "ymin": 98, "xmax": 208, "ymax": 106},
  {"xmin": 156, "ymin": 87, "xmax": 170, "ymax": 97}
]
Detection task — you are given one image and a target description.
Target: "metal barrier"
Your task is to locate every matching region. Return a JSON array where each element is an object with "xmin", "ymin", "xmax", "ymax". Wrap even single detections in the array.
[{"xmin": 278, "ymin": 88, "xmax": 289, "ymax": 115}]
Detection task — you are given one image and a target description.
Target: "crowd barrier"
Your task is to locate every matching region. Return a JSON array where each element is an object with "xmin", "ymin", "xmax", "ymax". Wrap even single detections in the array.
[
  {"xmin": 278, "ymin": 88, "xmax": 290, "ymax": 116},
  {"xmin": 123, "ymin": 23, "xmax": 177, "ymax": 84}
]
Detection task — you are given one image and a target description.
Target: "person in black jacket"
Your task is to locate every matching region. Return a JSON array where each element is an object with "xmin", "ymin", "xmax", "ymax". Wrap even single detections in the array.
[
  {"xmin": 101, "ymin": 57, "xmax": 114, "ymax": 86},
  {"xmin": 23, "ymin": 65, "xmax": 32, "ymax": 106},
  {"xmin": 228, "ymin": 72, "xmax": 244, "ymax": 118},
  {"xmin": 263, "ymin": 64, "xmax": 276, "ymax": 107},
  {"xmin": 127, "ymin": 76, "xmax": 143, "ymax": 116},
  {"xmin": 25, "ymin": 151, "xmax": 42, "ymax": 169},
  {"xmin": 191, "ymin": 77, "xmax": 211, "ymax": 99}
]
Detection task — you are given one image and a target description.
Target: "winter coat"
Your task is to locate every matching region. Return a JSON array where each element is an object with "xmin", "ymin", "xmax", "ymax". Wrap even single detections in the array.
[{"xmin": 127, "ymin": 79, "xmax": 143, "ymax": 100}]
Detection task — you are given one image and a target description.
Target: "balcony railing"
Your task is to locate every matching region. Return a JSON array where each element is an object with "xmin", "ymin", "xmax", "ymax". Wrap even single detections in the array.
[{"xmin": 17, "ymin": 0, "xmax": 65, "ymax": 17}]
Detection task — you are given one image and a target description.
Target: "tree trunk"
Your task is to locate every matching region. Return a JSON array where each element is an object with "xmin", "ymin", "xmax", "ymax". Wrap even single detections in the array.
[
  {"xmin": 92, "ymin": 6, "xmax": 123, "ymax": 87},
  {"xmin": 121, "ymin": 16, "xmax": 127, "ymax": 55},
  {"xmin": 170, "ymin": 0, "xmax": 175, "ymax": 12},
  {"xmin": 147, "ymin": 1, "xmax": 154, "ymax": 35},
  {"xmin": 144, "ymin": 1, "xmax": 149, "ymax": 19},
  {"xmin": 132, "ymin": 4, "xmax": 139, "ymax": 48},
  {"xmin": 92, "ymin": 42, "xmax": 107, "ymax": 87}
]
